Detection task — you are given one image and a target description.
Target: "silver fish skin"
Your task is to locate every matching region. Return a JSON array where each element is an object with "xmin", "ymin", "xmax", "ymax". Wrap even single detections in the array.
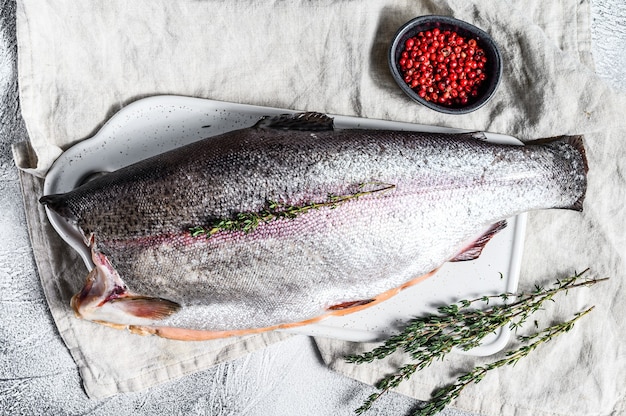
[{"xmin": 40, "ymin": 112, "xmax": 587, "ymax": 340}]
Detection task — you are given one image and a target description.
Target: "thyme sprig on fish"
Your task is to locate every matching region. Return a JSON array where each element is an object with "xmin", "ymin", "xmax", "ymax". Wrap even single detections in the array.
[
  {"xmin": 346, "ymin": 269, "xmax": 606, "ymax": 415},
  {"xmin": 190, "ymin": 182, "xmax": 395, "ymax": 238}
]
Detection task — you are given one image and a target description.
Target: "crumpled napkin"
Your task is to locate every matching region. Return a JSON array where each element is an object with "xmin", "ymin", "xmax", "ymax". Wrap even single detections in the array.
[{"xmin": 13, "ymin": 0, "xmax": 626, "ymax": 414}]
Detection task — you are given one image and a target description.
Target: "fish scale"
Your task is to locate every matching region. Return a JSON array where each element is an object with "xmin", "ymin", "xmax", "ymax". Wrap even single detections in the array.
[{"xmin": 40, "ymin": 112, "xmax": 587, "ymax": 340}]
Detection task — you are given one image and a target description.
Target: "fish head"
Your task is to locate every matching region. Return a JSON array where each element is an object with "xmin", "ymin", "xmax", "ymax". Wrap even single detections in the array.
[
  {"xmin": 71, "ymin": 250, "xmax": 127, "ymax": 322},
  {"xmin": 71, "ymin": 246, "xmax": 180, "ymax": 327}
]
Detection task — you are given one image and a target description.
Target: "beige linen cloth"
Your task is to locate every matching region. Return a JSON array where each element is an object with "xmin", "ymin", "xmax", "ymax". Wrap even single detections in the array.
[{"xmin": 12, "ymin": 0, "xmax": 626, "ymax": 414}]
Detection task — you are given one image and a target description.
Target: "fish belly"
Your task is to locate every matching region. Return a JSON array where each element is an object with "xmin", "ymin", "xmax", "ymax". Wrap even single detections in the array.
[{"xmin": 99, "ymin": 192, "xmax": 490, "ymax": 331}]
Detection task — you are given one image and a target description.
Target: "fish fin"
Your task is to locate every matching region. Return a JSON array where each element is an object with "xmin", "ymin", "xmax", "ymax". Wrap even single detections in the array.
[
  {"xmin": 451, "ymin": 220, "xmax": 507, "ymax": 262},
  {"xmin": 526, "ymin": 135, "xmax": 588, "ymax": 169},
  {"xmin": 39, "ymin": 194, "xmax": 76, "ymax": 221},
  {"xmin": 526, "ymin": 135, "xmax": 588, "ymax": 211},
  {"xmin": 108, "ymin": 296, "xmax": 181, "ymax": 320},
  {"xmin": 253, "ymin": 112, "xmax": 334, "ymax": 131},
  {"xmin": 327, "ymin": 299, "xmax": 375, "ymax": 311},
  {"xmin": 468, "ymin": 131, "xmax": 488, "ymax": 141},
  {"xmin": 562, "ymin": 135, "xmax": 587, "ymax": 211}
]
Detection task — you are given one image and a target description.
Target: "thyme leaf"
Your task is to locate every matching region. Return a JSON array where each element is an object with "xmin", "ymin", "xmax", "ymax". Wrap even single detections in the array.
[{"xmin": 189, "ymin": 182, "xmax": 395, "ymax": 238}]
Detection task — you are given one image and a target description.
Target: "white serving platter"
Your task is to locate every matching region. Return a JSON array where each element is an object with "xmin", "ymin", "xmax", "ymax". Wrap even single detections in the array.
[{"xmin": 43, "ymin": 95, "xmax": 526, "ymax": 356}]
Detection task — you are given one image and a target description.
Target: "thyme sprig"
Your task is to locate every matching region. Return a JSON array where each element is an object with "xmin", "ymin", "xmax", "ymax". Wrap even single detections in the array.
[
  {"xmin": 189, "ymin": 182, "xmax": 395, "ymax": 238},
  {"xmin": 415, "ymin": 306, "xmax": 594, "ymax": 416},
  {"xmin": 346, "ymin": 269, "xmax": 606, "ymax": 414}
]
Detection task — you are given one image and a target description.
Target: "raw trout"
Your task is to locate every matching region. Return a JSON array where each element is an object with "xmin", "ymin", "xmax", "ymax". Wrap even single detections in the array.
[{"xmin": 40, "ymin": 112, "xmax": 587, "ymax": 341}]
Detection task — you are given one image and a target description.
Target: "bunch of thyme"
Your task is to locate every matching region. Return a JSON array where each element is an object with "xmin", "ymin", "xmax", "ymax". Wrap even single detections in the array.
[
  {"xmin": 415, "ymin": 306, "xmax": 594, "ymax": 416},
  {"xmin": 345, "ymin": 269, "xmax": 606, "ymax": 415},
  {"xmin": 189, "ymin": 182, "xmax": 395, "ymax": 238}
]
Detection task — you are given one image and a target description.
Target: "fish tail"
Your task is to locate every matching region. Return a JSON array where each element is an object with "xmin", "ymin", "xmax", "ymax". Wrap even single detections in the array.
[
  {"xmin": 528, "ymin": 135, "xmax": 588, "ymax": 211},
  {"xmin": 527, "ymin": 135, "xmax": 588, "ymax": 171},
  {"xmin": 565, "ymin": 135, "xmax": 588, "ymax": 174}
]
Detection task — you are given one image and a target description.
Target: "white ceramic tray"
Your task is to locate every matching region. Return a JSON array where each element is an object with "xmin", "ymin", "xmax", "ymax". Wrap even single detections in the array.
[{"xmin": 43, "ymin": 95, "xmax": 526, "ymax": 355}]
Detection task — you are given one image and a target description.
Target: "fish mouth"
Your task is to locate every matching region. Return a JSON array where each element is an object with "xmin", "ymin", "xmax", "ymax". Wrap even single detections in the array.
[
  {"xmin": 40, "ymin": 171, "xmax": 110, "ymax": 221},
  {"xmin": 39, "ymin": 193, "xmax": 76, "ymax": 221}
]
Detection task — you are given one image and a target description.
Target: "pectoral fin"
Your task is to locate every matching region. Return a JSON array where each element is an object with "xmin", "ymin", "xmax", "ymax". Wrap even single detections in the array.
[{"xmin": 108, "ymin": 296, "xmax": 180, "ymax": 320}]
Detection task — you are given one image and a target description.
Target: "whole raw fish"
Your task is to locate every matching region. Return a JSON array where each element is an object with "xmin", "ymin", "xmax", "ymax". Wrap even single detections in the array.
[{"xmin": 40, "ymin": 112, "xmax": 587, "ymax": 340}]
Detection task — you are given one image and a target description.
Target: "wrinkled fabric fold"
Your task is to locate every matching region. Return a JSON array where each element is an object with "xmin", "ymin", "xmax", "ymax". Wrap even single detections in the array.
[{"xmin": 14, "ymin": 0, "xmax": 626, "ymax": 414}]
